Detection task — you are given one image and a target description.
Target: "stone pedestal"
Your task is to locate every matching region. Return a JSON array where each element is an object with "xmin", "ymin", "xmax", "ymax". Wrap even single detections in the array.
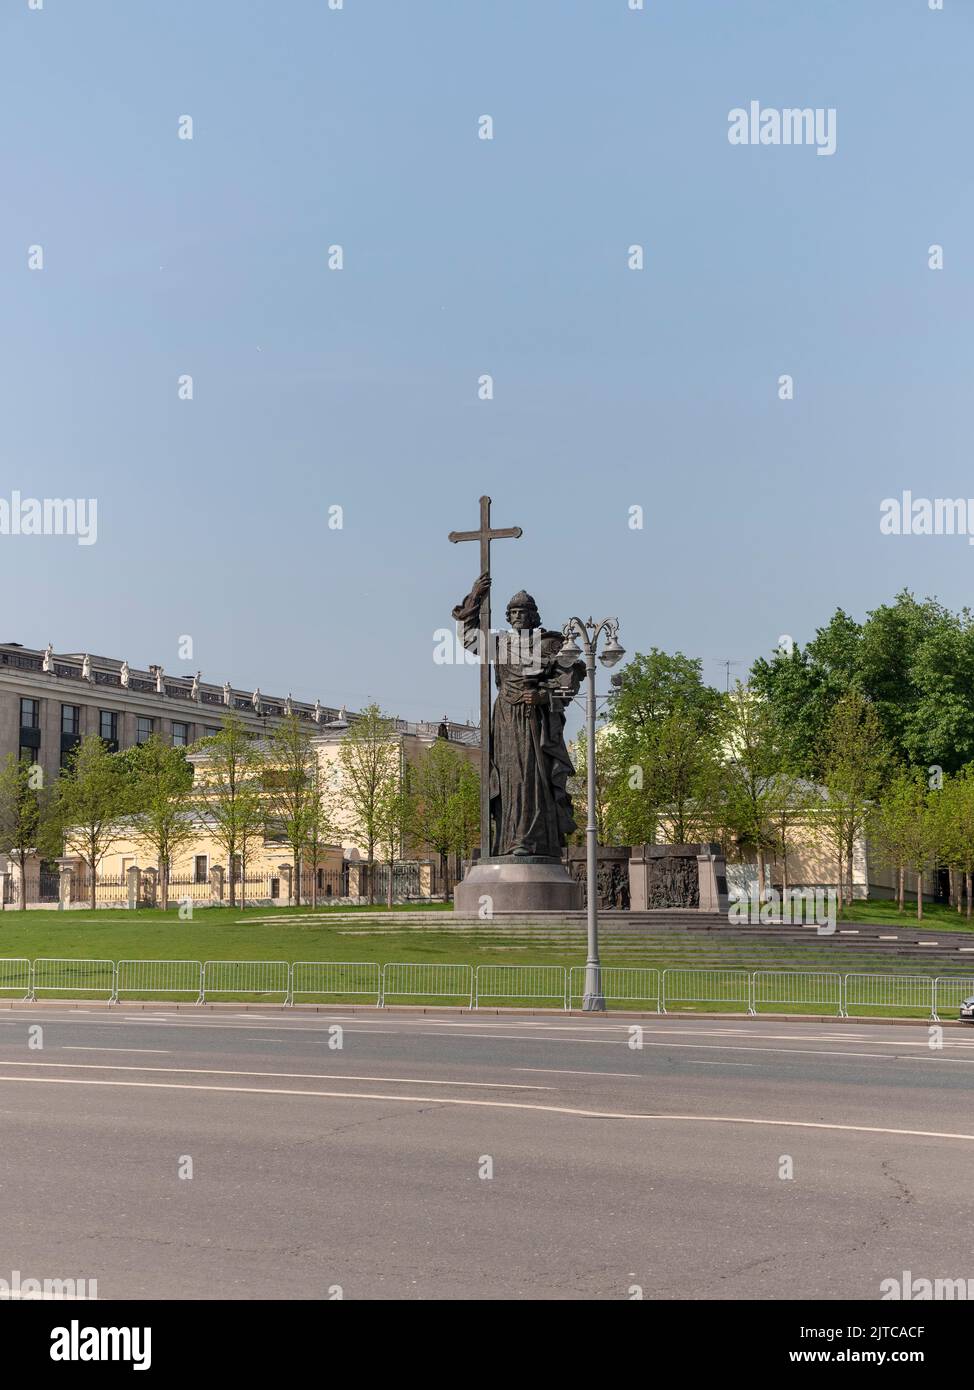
[
  {"xmin": 453, "ymin": 856, "xmax": 583, "ymax": 916},
  {"xmin": 628, "ymin": 842, "xmax": 728, "ymax": 912}
]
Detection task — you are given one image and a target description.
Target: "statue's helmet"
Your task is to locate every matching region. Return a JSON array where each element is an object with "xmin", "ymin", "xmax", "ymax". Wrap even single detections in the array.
[{"xmin": 506, "ymin": 590, "xmax": 541, "ymax": 626}]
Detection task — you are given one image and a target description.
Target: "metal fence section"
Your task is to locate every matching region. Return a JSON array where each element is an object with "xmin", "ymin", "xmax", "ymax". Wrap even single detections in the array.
[
  {"xmin": 933, "ymin": 976, "xmax": 974, "ymax": 1021},
  {"xmin": 10, "ymin": 956, "xmax": 974, "ymax": 1022},
  {"xmin": 752, "ymin": 970, "xmax": 842, "ymax": 1017},
  {"xmin": 475, "ymin": 964, "xmax": 567, "ymax": 1008},
  {"xmin": 201, "ymin": 960, "xmax": 290, "ymax": 1003},
  {"xmin": 0, "ymin": 957, "xmax": 32, "ymax": 999},
  {"xmin": 32, "ymin": 958, "xmax": 117, "ymax": 1000},
  {"xmin": 165, "ymin": 878, "xmax": 213, "ymax": 903},
  {"xmin": 661, "ymin": 968, "xmax": 751, "ymax": 1013},
  {"xmin": 381, "ymin": 963, "xmax": 474, "ymax": 1007},
  {"xmin": 843, "ymin": 973, "xmax": 935, "ymax": 1018},
  {"xmin": 568, "ymin": 966, "xmax": 660, "ymax": 1011},
  {"xmin": 116, "ymin": 960, "xmax": 203, "ymax": 1002},
  {"xmin": 291, "ymin": 961, "xmax": 382, "ymax": 1004}
]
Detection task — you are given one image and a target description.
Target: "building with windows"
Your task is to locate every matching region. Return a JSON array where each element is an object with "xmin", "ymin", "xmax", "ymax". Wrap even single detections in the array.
[{"xmin": 0, "ymin": 641, "xmax": 478, "ymax": 788}]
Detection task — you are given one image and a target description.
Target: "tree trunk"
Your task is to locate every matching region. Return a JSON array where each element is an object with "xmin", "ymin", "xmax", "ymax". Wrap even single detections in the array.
[
  {"xmin": 756, "ymin": 850, "xmax": 765, "ymax": 903},
  {"xmin": 229, "ymin": 844, "xmax": 237, "ymax": 908},
  {"xmin": 18, "ymin": 850, "xmax": 27, "ymax": 910},
  {"xmin": 90, "ymin": 858, "xmax": 97, "ymax": 911},
  {"xmin": 293, "ymin": 851, "xmax": 301, "ymax": 908},
  {"xmin": 897, "ymin": 863, "xmax": 904, "ymax": 912},
  {"xmin": 967, "ymin": 872, "xmax": 972, "ymax": 920},
  {"xmin": 917, "ymin": 867, "xmax": 923, "ymax": 920},
  {"xmin": 836, "ymin": 845, "xmax": 844, "ymax": 912},
  {"xmin": 780, "ymin": 832, "xmax": 788, "ymax": 908},
  {"xmin": 160, "ymin": 860, "xmax": 169, "ymax": 911},
  {"xmin": 387, "ymin": 856, "xmax": 394, "ymax": 909}
]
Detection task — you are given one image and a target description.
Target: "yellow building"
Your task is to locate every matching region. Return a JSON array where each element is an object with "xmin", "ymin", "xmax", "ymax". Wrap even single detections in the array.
[{"xmin": 89, "ymin": 719, "xmax": 479, "ymax": 908}]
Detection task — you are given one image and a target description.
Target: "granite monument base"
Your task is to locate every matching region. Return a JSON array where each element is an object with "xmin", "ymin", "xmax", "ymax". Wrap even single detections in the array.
[{"xmin": 453, "ymin": 856, "xmax": 584, "ymax": 914}]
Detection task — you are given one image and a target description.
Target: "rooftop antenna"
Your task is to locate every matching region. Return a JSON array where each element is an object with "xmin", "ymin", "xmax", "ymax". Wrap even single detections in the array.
[{"xmin": 714, "ymin": 658, "xmax": 743, "ymax": 693}]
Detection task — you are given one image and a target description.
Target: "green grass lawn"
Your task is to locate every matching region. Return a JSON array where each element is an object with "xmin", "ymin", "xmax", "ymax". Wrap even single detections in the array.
[
  {"xmin": 0, "ymin": 902, "xmax": 970, "ymax": 1015},
  {"xmin": 837, "ymin": 900, "xmax": 974, "ymax": 931}
]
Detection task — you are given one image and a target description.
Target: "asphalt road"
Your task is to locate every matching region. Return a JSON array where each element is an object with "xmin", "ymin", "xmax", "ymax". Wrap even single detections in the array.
[{"xmin": 1, "ymin": 1006, "xmax": 973, "ymax": 1300}]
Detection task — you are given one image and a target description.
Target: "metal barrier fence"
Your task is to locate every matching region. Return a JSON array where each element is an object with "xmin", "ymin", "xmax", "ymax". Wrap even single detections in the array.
[
  {"xmin": 32, "ymin": 958, "xmax": 116, "ymax": 1000},
  {"xmin": 933, "ymin": 975, "xmax": 974, "ymax": 1020},
  {"xmin": 568, "ymin": 966, "xmax": 660, "ymax": 1010},
  {"xmin": 381, "ymin": 963, "xmax": 474, "ymax": 1006},
  {"xmin": 116, "ymin": 960, "xmax": 203, "ymax": 1003},
  {"xmin": 2, "ymin": 958, "xmax": 973, "ymax": 1017},
  {"xmin": 475, "ymin": 964, "xmax": 567, "ymax": 1008},
  {"xmin": 842, "ymin": 973, "xmax": 936, "ymax": 1019},
  {"xmin": 0, "ymin": 957, "xmax": 31, "ymax": 999},
  {"xmin": 661, "ymin": 968, "xmax": 751, "ymax": 1013},
  {"xmin": 291, "ymin": 961, "xmax": 382, "ymax": 1004},
  {"xmin": 751, "ymin": 970, "xmax": 842, "ymax": 1017},
  {"xmin": 202, "ymin": 960, "xmax": 290, "ymax": 1003}
]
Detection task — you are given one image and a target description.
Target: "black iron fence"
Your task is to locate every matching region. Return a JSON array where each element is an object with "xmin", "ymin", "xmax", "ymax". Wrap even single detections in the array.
[{"xmin": 3, "ymin": 861, "xmax": 447, "ymax": 907}]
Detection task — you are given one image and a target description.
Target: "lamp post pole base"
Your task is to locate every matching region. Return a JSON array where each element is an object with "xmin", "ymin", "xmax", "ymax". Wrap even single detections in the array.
[{"xmin": 582, "ymin": 963, "xmax": 605, "ymax": 1011}]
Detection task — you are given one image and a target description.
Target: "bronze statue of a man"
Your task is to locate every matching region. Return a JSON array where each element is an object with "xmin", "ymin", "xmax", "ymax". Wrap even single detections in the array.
[{"xmin": 453, "ymin": 574, "xmax": 585, "ymax": 858}]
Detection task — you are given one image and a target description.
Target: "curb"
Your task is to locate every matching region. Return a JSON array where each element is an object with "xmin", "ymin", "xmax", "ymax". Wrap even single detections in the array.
[{"xmin": 0, "ymin": 999, "xmax": 968, "ymax": 1027}]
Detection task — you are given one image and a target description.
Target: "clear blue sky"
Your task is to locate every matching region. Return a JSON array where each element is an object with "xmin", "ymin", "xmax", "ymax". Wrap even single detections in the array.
[{"xmin": 1, "ymin": 0, "xmax": 971, "ymax": 730}]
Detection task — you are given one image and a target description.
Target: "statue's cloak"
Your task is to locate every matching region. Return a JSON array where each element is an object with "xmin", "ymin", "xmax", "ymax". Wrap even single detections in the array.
[{"xmin": 453, "ymin": 584, "xmax": 583, "ymax": 857}]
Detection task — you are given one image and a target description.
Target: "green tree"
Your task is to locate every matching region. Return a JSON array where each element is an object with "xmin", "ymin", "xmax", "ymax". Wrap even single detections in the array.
[
  {"xmin": 931, "ymin": 768, "xmax": 974, "ymax": 919},
  {"xmin": 445, "ymin": 758, "xmax": 480, "ymax": 874},
  {"xmin": 337, "ymin": 704, "xmax": 399, "ymax": 905},
  {"xmin": 52, "ymin": 734, "xmax": 132, "ymax": 909},
  {"xmin": 0, "ymin": 754, "xmax": 55, "ymax": 910},
  {"xmin": 121, "ymin": 736, "xmax": 196, "ymax": 910},
  {"xmin": 900, "ymin": 782, "xmax": 939, "ymax": 921},
  {"xmin": 820, "ymin": 692, "xmax": 889, "ymax": 908},
  {"xmin": 607, "ymin": 649, "xmax": 723, "ymax": 735},
  {"xmin": 194, "ymin": 713, "xmax": 266, "ymax": 908},
  {"xmin": 266, "ymin": 713, "xmax": 318, "ymax": 907},
  {"xmin": 751, "ymin": 592, "xmax": 974, "ymax": 777},
  {"xmin": 302, "ymin": 757, "xmax": 336, "ymax": 908},
  {"xmin": 375, "ymin": 764, "xmax": 415, "ymax": 907},
  {"xmin": 599, "ymin": 650, "xmax": 723, "ymax": 846},
  {"xmin": 869, "ymin": 767, "xmax": 924, "ymax": 913},
  {"xmin": 718, "ymin": 684, "xmax": 787, "ymax": 900},
  {"xmin": 411, "ymin": 740, "xmax": 477, "ymax": 898}
]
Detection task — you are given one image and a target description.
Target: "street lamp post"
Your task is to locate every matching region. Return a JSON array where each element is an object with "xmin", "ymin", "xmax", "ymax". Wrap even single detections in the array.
[{"xmin": 557, "ymin": 617, "xmax": 625, "ymax": 1012}]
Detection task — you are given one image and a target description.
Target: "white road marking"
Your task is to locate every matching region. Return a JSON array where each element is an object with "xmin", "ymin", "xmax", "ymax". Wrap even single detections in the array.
[
  {"xmin": 0, "ymin": 1060, "xmax": 552, "ymax": 1089},
  {"xmin": 1, "ymin": 1072, "xmax": 973, "ymax": 1142},
  {"xmin": 512, "ymin": 1067, "xmax": 637, "ymax": 1078},
  {"xmin": 63, "ymin": 1047, "xmax": 171, "ymax": 1054}
]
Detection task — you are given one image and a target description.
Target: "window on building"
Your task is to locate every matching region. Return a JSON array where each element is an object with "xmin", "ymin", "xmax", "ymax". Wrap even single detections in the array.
[
  {"xmin": 205, "ymin": 726, "xmax": 220, "ymax": 737},
  {"xmin": 60, "ymin": 749, "xmax": 75, "ymax": 770},
  {"xmin": 19, "ymin": 746, "xmax": 35, "ymax": 766},
  {"xmin": 194, "ymin": 855, "xmax": 208, "ymax": 884},
  {"xmin": 172, "ymin": 721, "xmax": 190, "ymax": 747},
  {"xmin": 20, "ymin": 698, "xmax": 40, "ymax": 729},
  {"xmin": 61, "ymin": 704, "xmax": 80, "ymax": 735},
  {"xmin": 136, "ymin": 716, "xmax": 154, "ymax": 744},
  {"xmin": 100, "ymin": 710, "xmax": 118, "ymax": 743}
]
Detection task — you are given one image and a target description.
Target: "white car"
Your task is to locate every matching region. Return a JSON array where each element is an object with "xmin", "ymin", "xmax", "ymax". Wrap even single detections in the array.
[{"xmin": 960, "ymin": 996, "xmax": 974, "ymax": 1023}]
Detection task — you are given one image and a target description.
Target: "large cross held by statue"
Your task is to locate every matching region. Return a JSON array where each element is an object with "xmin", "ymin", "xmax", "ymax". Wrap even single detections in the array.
[{"xmin": 448, "ymin": 496, "xmax": 522, "ymax": 858}]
